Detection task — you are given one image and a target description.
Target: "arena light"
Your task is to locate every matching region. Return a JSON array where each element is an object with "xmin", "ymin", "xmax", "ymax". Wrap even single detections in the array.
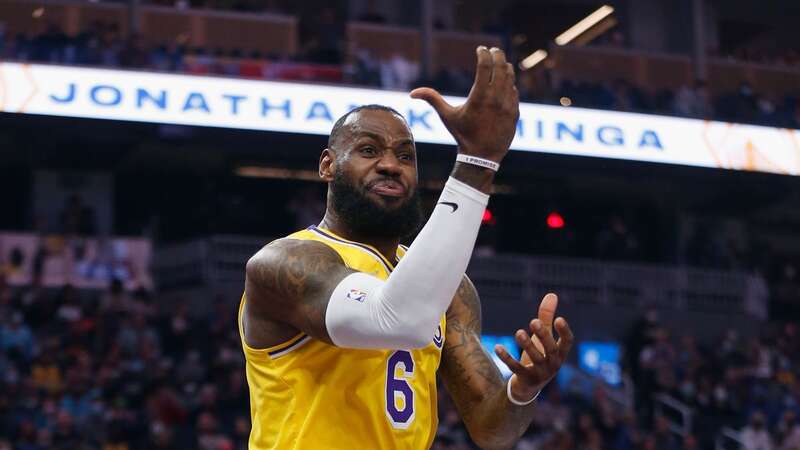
[
  {"xmin": 519, "ymin": 49, "xmax": 548, "ymax": 70},
  {"xmin": 482, "ymin": 209, "xmax": 496, "ymax": 225},
  {"xmin": 235, "ymin": 166, "xmax": 322, "ymax": 182},
  {"xmin": 555, "ymin": 5, "xmax": 614, "ymax": 46},
  {"xmin": 546, "ymin": 212, "xmax": 565, "ymax": 229}
]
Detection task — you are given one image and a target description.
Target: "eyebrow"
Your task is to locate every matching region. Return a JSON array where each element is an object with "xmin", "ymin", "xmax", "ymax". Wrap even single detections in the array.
[{"xmin": 356, "ymin": 131, "xmax": 414, "ymax": 148}]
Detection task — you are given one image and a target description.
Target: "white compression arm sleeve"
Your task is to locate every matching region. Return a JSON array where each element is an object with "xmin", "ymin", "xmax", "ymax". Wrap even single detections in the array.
[{"xmin": 325, "ymin": 176, "xmax": 489, "ymax": 350}]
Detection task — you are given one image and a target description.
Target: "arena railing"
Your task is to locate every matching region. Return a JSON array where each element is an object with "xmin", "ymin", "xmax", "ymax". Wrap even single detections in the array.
[
  {"xmin": 653, "ymin": 392, "xmax": 693, "ymax": 438},
  {"xmin": 153, "ymin": 234, "xmax": 268, "ymax": 290},
  {"xmin": 714, "ymin": 426, "xmax": 745, "ymax": 450},
  {"xmin": 153, "ymin": 236, "xmax": 767, "ymax": 323},
  {"xmin": 652, "ymin": 393, "xmax": 753, "ymax": 448},
  {"xmin": 559, "ymin": 362, "xmax": 634, "ymax": 413},
  {"xmin": 466, "ymin": 254, "xmax": 765, "ymax": 318}
]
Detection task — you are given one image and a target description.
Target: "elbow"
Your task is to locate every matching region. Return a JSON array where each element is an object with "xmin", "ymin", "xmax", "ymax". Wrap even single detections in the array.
[
  {"xmin": 380, "ymin": 302, "xmax": 440, "ymax": 350},
  {"xmin": 394, "ymin": 327, "xmax": 434, "ymax": 350},
  {"xmin": 405, "ymin": 333, "xmax": 433, "ymax": 350},
  {"xmin": 469, "ymin": 432, "xmax": 516, "ymax": 450},
  {"xmin": 464, "ymin": 419, "xmax": 519, "ymax": 450}
]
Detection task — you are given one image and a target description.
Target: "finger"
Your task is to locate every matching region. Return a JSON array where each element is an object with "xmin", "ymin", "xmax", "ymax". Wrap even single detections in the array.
[
  {"xmin": 494, "ymin": 344, "xmax": 528, "ymax": 374},
  {"xmin": 410, "ymin": 87, "xmax": 454, "ymax": 120},
  {"xmin": 528, "ymin": 320, "xmax": 546, "ymax": 355},
  {"xmin": 555, "ymin": 317, "xmax": 575, "ymax": 361},
  {"xmin": 473, "ymin": 46, "xmax": 492, "ymax": 91},
  {"xmin": 538, "ymin": 293, "xmax": 559, "ymax": 332},
  {"xmin": 516, "ymin": 329, "xmax": 545, "ymax": 365},
  {"xmin": 490, "ymin": 47, "xmax": 508, "ymax": 85},
  {"xmin": 505, "ymin": 62, "xmax": 516, "ymax": 86},
  {"xmin": 532, "ymin": 318, "xmax": 558, "ymax": 360}
]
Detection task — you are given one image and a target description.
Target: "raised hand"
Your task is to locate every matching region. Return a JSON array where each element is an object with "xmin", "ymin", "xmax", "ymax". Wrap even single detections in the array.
[
  {"xmin": 494, "ymin": 293, "xmax": 574, "ymax": 401},
  {"xmin": 410, "ymin": 46, "xmax": 520, "ymax": 164}
]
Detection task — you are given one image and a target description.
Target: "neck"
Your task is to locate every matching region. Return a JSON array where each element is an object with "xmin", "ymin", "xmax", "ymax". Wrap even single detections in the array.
[{"xmin": 318, "ymin": 210, "xmax": 401, "ymax": 263}]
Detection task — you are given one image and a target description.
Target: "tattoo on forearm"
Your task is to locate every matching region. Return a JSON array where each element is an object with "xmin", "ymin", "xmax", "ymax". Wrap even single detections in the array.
[
  {"xmin": 442, "ymin": 278, "xmax": 504, "ymax": 424},
  {"xmin": 443, "ymin": 279, "xmax": 503, "ymax": 391},
  {"xmin": 441, "ymin": 277, "xmax": 540, "ymax": 449}
]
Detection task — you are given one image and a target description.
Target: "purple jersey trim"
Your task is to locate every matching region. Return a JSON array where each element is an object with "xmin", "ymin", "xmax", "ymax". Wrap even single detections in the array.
[{"xmin": 308, "ymin": 226, "xmax": 395, "ymax": 274}]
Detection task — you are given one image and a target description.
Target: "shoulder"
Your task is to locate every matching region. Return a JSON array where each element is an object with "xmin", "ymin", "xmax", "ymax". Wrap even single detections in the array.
[
  {"xmin": 246, "ymin": 238, "xmax": 345, "ymax": 281},
  {"xmin": 245, "ymin": 237, "xmax": 350, "ymax": 300}
]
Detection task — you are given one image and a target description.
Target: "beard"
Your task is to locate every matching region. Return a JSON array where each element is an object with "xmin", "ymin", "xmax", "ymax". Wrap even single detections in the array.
[{"xmin": 330, "ymin": 168, "xmax": 423, "ymax": 240}]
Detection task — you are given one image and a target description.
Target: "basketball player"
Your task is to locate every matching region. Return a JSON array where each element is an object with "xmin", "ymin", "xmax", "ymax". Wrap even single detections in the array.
[{"xmin": 239, "ymin": 46, "xmax": 573, "ymax": 449}]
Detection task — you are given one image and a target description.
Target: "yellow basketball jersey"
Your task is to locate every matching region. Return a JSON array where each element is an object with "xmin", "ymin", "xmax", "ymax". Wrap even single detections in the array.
[{"xmin": 239, "ymin": 226, "xmax": 446, "ymax": 450}]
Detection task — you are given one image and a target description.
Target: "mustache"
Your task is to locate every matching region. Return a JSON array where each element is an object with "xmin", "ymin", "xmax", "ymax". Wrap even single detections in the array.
[{"xmin": 365, "ymin": 177, "xmax": 405, "ymax": 191}]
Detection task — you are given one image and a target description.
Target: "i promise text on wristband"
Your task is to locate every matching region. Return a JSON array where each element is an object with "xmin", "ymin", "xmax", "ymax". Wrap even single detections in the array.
[{"xmin": 456, "ymin": 154, "xmax": 500, "ymax": 172}]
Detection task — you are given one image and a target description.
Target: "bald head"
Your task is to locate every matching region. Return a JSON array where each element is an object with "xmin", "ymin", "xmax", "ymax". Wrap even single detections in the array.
[{"xmin": 328, "ymin": 104, "xmax": 408, "ymax": 151}]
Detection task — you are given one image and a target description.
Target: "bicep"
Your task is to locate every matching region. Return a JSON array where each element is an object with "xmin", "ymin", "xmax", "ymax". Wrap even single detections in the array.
[
  {"xmin": 440, "ymin": 276, "xmax": 505, "ymax": 416},
  {"xmin": 244, "ymin": 239, "xmax": 354, "ymax": 343}
]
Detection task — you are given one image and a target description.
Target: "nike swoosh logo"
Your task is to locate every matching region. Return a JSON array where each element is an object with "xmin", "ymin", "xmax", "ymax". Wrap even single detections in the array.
[{"xmin": 437, "ymin": 201, "xmax": 459, "ymax": 212}]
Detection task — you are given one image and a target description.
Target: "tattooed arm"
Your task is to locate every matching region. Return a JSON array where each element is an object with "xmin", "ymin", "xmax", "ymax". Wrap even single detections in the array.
[
  {"xmin": 440, "ymin": 277, "xmax": 574, "ymax": 450},
  {"xmin": 243, "ymin": 238, "xmax": 353, "ymax": 347}
]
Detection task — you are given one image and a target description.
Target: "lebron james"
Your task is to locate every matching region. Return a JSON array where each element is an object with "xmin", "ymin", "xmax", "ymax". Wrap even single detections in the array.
[{"xmin": 239, "ymin": 46, "xmax": 574, "ymax": 449}]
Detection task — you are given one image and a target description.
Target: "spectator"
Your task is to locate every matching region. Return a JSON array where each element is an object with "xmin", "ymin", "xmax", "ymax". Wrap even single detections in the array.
[
  {"xmin": 741, "ymin": 411, "xmax": 775, "ymax": 450},
  {"xmin": 651, "ymin": 415, "xmax": 680, "ymax": 450},
  {"xmin": 148, "ymin": 421, "xmax": 181, "ymax": 450},
  {"xmin": 119, "ymin": 33, "xmax": 149, "ymax": 68},
  {"xmin": 673, "ymin": 80, "xmax": 714, "ymax": 118},
  {"xmin": 682, "ymin": 434, "xmax": 700, "ymax": 450},
  {"xmin": 30, "ymin": 351, "xmax": 62, "ymax": 393},
  {"xmin": 777, "ymin": 410, "xmax": 800, "ymax": 450},
  {"xmin": 1, "ymin": 312, "xmax": 34, "ymax": 361},
  {"xmin": 379, "ymin": 52, "xmax": 419, "ymax": 90}
]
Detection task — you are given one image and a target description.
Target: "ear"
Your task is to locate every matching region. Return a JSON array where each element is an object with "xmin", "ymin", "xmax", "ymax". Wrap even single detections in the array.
[{"xmin": 319, "ymin": 148, "xmax": 335, "ymax": 182}]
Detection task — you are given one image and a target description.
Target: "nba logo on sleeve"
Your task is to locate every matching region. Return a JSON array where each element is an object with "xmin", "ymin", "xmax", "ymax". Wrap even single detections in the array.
[{"xmin": 346, "ymin": 289, "xmax": 367, "ymax": 303}]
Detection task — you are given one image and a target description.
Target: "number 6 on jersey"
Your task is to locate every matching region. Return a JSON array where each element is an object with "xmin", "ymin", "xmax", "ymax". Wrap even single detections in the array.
[{"xmin": 385, "ymin": 350, "xmax": 415, "ymax": 428}]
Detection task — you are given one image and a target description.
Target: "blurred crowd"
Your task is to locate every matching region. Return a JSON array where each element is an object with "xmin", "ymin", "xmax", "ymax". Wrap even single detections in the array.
[
  {"xmin": 3, "ymin": 19, "xmax": 800, "ymax": 130},
  {"xmin": 622, "ymin": 311, "xmax": 800, "ymax": 450},
  {"xmin": 0, "ymin": 279, "xmax": 247, "ymax": 450},
  {"xmin": 524, "ymin": 77, "xmax": 800, "ymax": 130},
  {"xmin": 715, "ymin": 45, "xmax": 800, "ymax": 69},
  {"xmin": 435, "ymin": 310, "xmax": 800, "ymax": 450},
  {"xmin": 0, "ymin": 275, "xmax": 798, "ymax": 450}
]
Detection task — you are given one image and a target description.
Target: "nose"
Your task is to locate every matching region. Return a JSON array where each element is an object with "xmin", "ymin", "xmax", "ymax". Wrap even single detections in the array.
[{"xmin": 375, "ymin": 150, "xmax": 402, "ymax": 177}]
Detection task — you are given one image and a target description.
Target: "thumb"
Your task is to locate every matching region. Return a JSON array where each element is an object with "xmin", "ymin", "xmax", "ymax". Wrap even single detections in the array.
[
  {"xmin": 410, "ymin": 87, "xmax": 453, "ymax": 119},
  {"xmin": 538, "ymin": 293, "xmax": 558, "ymax": 332}
]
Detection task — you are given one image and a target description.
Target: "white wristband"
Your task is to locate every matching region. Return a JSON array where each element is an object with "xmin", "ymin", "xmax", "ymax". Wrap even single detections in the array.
[
  {"xmin": 456, "ymin": 154, "xmax": 500, "ymax": 172},
  {"xmin": 506, "ymin": 379, "xmax": 540, "ymax": 406}
]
